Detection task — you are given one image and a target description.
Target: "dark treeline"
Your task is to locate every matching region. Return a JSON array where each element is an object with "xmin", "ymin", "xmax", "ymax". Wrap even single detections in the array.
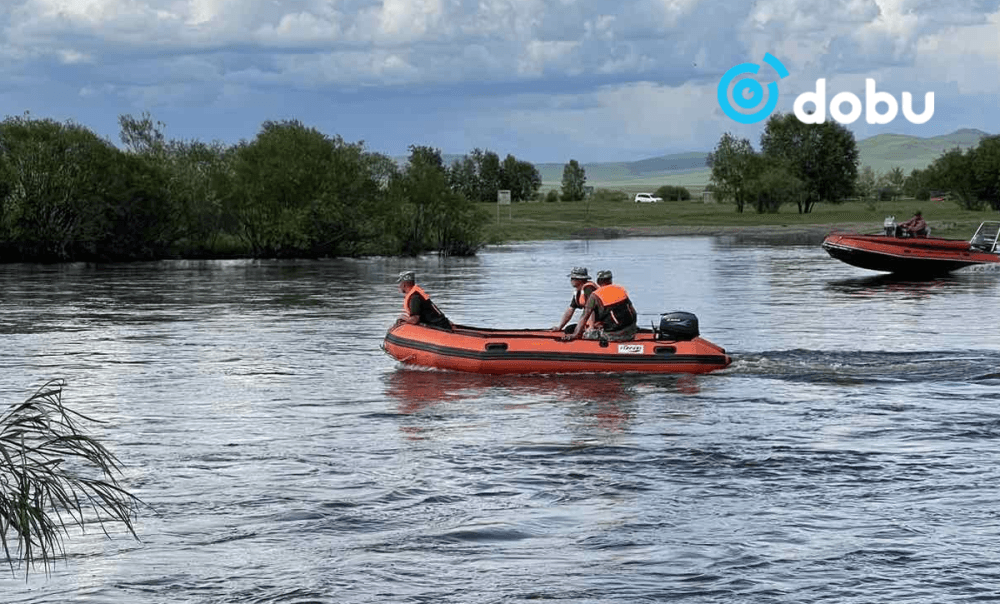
[
  {"xmin": 902, "ymin": 136, "xmax": 1000, "ymax": 210},
  {"xmin": 0, "ymin": 113, "xmax": 542, "ymax": 262}
]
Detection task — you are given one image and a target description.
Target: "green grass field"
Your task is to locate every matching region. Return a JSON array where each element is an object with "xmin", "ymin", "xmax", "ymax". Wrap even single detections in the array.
[{"xmin": 486, "ymin": 196, "xmax": 1000, "ymax": 243}]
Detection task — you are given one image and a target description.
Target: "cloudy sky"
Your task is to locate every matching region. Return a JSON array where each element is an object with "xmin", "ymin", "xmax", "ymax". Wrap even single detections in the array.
[{"xmin": 1, "ymin": 0, "xmax": 998, "ymax": 163}]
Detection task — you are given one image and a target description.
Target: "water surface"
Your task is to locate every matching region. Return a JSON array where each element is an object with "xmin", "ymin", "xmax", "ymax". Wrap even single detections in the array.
[{"xmin": 2, "ymin": 236, "xmax": 999, "ymax": 603}]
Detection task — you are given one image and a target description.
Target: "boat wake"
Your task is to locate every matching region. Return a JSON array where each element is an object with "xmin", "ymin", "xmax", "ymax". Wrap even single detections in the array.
[{"xmin": 725, "ymin": 349, "xmax": 1000, "ymax": 384}]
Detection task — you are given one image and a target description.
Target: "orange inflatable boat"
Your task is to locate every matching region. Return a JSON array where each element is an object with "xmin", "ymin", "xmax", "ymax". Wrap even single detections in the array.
[
  {"xmin": 382, "ymin": 312, "xmax": 732, "ymax": 375},
  {"xmin": 822, "ymin": 220, "xmax": 1000, "ymax": 275}
]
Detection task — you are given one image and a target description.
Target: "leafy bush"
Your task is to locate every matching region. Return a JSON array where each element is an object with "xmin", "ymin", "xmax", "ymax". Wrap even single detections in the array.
[
  {"xmin": 654, "ymin": 185, "xmax": 692, "ymax": 201},
  {"xmin": 591, "ymin": 188, "xmax": 629, "ymax": 203}
]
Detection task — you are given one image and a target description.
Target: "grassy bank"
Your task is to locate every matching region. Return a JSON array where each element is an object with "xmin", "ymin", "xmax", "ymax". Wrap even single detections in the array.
[{"xmin": 486, "ymin": 197, "xmax": 1000, "ymax": 243}]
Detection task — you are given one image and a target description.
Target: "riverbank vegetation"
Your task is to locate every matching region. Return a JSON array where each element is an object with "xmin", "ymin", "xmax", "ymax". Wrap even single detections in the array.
[
  {"xmin": 0, "ymin": 113, "xmax": 540, "ymax": 262},
  {"xmin": 1, "ymin": 111, "xmax": 998, "ymax": 261}
]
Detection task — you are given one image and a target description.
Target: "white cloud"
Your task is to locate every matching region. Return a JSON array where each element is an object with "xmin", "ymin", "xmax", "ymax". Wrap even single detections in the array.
[
  {"xmin": 656, "ymin": 0, "xmax": 700, "ymax": 27},
  {"xmin": 345, "ymin": 0, "xmax": 451, "ymax": 45},
  {"xmin": 518, "ymin": 40, "xmax": 580, "ymax": 76},
  {"xmin": 58, "ymin": 48, "xmax": 93, "ymax": 63},
  {"xmin": 501, "ymin": 80, "xmax": 725, "ymax": 157},
  {"xmin": 1, "ymin": 0, "xmax": 998, "ymax": 160},
  {"xmin": 186, "ymin": 0, "xmax": 235, "ymax": 26},
  {"xmin": 271, "ymin": 49, "xmax": 423, "ymax": 86},
  {"xmin": 584, "ymin": 15, "xmax": 615, "ymax": 41},
  {"xmin": 254, "ymin": 10, "xmax": 342, "ymax": 45},
  {"xmin": 912, "ymin": 10, "xmax": 1000, "ymax": 95}
]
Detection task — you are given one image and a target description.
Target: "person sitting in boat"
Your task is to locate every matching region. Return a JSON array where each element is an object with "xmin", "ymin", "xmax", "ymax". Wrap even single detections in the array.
[
  {"xmin": 563, "ymin": 270, "xmax": 638, "ymax": 342},
  {"xmin": 396, "ymin": 270, "xmax": 453, "ymax": 330},
  {"xmin": 551, "ymin": 266, "xmax": 598, "ymax": 332},
  {"xmin": 896, "ymin": 211, "xmax": 928, "ymax": 238}
]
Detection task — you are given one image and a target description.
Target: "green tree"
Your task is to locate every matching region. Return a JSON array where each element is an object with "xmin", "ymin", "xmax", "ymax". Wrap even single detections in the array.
[
  {"xmin": 166, "ymin": 140, "xmax": 238, "ymax": 255},
  {"xmin": 118, "ymin": 111, "xmax": 167, "ymax": 156},
  {"xmin": 875, "ymin": 171, "xmax": 895, "ymax": 201},
  {"xmin": 971, "ymin": 135, "xmax": 1000, "ymax": 210},
  {"xmin": 903, "ymin": 167, "xmax": 930, "ymax": 200},
  {"xmin": 706, "ymin": 133, "xmax": 758, "ymax": 213},
  {"xmin": 886, "ymin": 167, "xmax": 905, "ymax": 195},
  {"xmin": 759, "ymin": 112, "xmax": 859, "ymax": 213},
  {"xmin": 228, "ymin": 119, "xmax": 380, "ymax": 257},
  {"xmin": 1, "ymin": 380, "xmax": 141, "ymax": 578},
  {"xmin": 308, "ymin": 138, "xmax": 385, "ymax": 257},
  {"xmin": 747, "ymin": 157, "xmax": 804, "ymax": 213},
  {"xmin": 472, "ymin": 149, "xmax": 503, "ymax": 202},
  {"xmin": 118, "ymin": 113, "xmax": 242, "ymax": 258},
  {"xmin": 389, "ymin": 145, "xmax": 486, "ymax": 256},
  {"xmin": 856, "ymin": 166, "xmax": 879, "ymax": 203},
  {"xmin": 448, "ymin": 155, "xmax": 480, "ymax": 202},
  {"xmin": 0, "ymin": 115, "xmax": 121, "ymax": 261},
  {"xmin": 928, "ymin": 147, "xmax": 980, "ymax": 209},
  {"xmin": 98, "ymin": 151, "xmax": 177, "ymax": 260},
  {"xmin": 561, "ymin": 159, "xmax": 587, "ymax": 201},
  {"xmin": 501, "ymin": 154, "xmax": 542, "ymax": 202}
]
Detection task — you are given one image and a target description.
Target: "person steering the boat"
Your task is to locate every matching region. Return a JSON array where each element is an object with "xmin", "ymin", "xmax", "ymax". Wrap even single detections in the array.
[
  {"xmin": 396, "ymin": 270, "xmax": 453, "ymax": 330},
  {"xmin": 552, "ymin": 267, "xmax": 598, "ymax": 332},
  {"xmin": 563, "ymin": 270, "xmax": 638, "ymax": 342},
  {"xmin": 897, "ymin": 211, "xmax": 928, "ymax": 238}
]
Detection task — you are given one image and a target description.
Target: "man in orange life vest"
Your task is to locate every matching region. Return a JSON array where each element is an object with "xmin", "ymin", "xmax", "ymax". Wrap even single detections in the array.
[
  {"xmin": 563, "ymin": 270, "xmax": 638, "ymax": 342},
  {"xmin": 552, "ymin": 266, "xmax": 599, "ymax": 332},
  {"xmin": 396, "ymin": 270, "xmax": 452, "ymax": 329}
]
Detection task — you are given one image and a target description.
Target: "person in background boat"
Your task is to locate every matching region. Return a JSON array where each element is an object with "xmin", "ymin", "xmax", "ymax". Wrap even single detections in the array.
[
  {"xmin": 563, "ymin": 270, "xmax": 638, "ymax": 342},
  {"xmin": 396, "ymin": 270, "xmax": 453, "ymax": 330},
  {"xmin": 551, "ymin": 267, "xmax": 598, "ymax": 332},
  {"xmin": 896, "ymin": 211, "xmax": 928, "ymax": 238}
]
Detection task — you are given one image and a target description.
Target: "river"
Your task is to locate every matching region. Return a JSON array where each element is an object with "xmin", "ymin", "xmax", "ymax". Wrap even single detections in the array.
[{"xmin": 2, "ymin": 235, "xmax": 1000, "ymax": 603}]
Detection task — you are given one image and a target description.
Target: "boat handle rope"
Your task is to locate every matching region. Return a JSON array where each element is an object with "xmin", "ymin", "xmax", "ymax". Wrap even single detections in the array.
[{"xmin": 380, "ymin": 342, "xmax": 416, "ymax": 363}]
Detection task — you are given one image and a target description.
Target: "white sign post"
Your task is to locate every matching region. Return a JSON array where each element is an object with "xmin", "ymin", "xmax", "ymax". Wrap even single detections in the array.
[{"xmin": 497, "ymin": 189, "xmax": 512, "ymax": 223}]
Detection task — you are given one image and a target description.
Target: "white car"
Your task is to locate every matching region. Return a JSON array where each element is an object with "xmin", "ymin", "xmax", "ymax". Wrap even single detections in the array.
[{"xmin": 634, "ymin": 193, "xmax": 663, "ymax": 203}]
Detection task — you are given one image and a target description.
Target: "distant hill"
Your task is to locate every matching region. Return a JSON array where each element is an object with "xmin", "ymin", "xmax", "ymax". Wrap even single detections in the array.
[
  {"xmin": 393, "ymin": 129, "xmax": 992, "ymax": 190},
  {"xmin": 856, "ymin": 128, "xmax": 990, "ymax": 174},
  {"xmin": 534, "ymin": 128, "xmax": 993, "ymax": 188},
  {"xmin": 535, "ymin": 153, "xmax": 713, "ymax": 190}
]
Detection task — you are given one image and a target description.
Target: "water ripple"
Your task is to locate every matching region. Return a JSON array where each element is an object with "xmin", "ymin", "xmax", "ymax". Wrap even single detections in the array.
[{"xmin": 2, "ymin": 245, "xmax": 1000, "ymax": 603}]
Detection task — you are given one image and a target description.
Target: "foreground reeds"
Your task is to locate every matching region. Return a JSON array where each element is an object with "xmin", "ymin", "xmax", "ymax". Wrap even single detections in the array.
[{"xmin": 0, "ymin": 380, "xmax": 141, "ymax": 579}]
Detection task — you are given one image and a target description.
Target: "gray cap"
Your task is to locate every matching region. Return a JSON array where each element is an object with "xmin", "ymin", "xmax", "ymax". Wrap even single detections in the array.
[
  {"xmin": 396, "ymin": 270, "xmax": 415, "ymax": 283},
  {"xmin": 596, "ymin": 270, "xmax": 612, "ymax": 282},
  {"xmin": 567, "ymin": 267, "xmax": 590, "ymax": 280}
]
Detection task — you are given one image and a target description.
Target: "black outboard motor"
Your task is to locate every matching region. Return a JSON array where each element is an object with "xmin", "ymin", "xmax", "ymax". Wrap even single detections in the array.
[{"xmin": 656, "ymin": 311, "xmax": 699, "ymax": 341}]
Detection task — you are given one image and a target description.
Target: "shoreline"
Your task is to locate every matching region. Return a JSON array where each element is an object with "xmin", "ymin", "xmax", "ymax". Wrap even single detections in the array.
[
  {"xmin": 564, "ymin": 219, "xmax": 990, "ymax": 244},
  {"xmin": 567, "ymin": 223, "xmax": 876, "ymax": 245}
]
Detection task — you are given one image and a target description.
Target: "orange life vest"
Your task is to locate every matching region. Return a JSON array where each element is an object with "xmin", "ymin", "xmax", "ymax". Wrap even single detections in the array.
[
  {"xmin": 573, "ymin": 281, "xmax": 598, "ymax": 308},
  {"xmin": 592, "ymin": 284, "xmax": 636, "ymax": 331},
  {"xmin": 403, "ymin": 285, "xmax": 450, "ymax": 328},
  {"xmin": 593, "ymin": 284, "xmax": 628, "ymax": 306}
]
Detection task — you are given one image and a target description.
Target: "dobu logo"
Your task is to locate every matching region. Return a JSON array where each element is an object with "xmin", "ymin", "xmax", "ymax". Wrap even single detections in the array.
[
  {"xmin": 794, "ymin": 79, "xmax": 934, "ymax": 125},
  {"xmin": 717, "ymin": 53, "xmax": 789, "ymax": 124},
  {"xmin": 717, "ymin": 54, "xmax": 935, "ymax": 126}
]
